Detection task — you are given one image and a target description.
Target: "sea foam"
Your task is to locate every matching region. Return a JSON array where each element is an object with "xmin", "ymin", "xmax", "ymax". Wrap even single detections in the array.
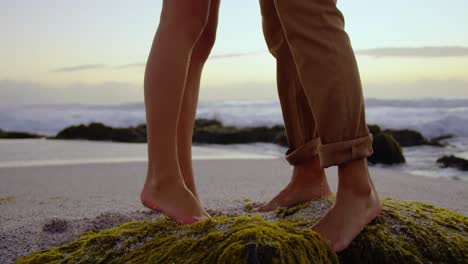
[{"xmin": 0, "ymin": 98, "xmax": 467, "ymax": 138}]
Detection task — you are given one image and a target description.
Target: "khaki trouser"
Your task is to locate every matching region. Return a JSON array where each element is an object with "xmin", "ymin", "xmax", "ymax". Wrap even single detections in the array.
[{"xmin": 260, "ymin": 0, "xmax": 373, "ymax": 168}]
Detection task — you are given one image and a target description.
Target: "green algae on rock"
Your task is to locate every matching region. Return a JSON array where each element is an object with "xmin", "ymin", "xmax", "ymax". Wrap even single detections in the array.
[
  {"xmin": 338, "ymin": 198, "xmax": 468, "ymax": 263},
  {"xmin": 275, "ymin": 201, "xmax": 312, "ymax": 219},
  {"xmin": 244, "ymin": 198, "xmax": 254, "ymax": 212},
  {"xmin": 16, "ymin": 198, "xmax": 467, "ymax": 264},
  {"xmin": 0, "ymin": 195, "xmax": 14, "ymax": 205},
  {"xmin": 16, "ymin": 216, "xmax": 336, "ymax": 264}
]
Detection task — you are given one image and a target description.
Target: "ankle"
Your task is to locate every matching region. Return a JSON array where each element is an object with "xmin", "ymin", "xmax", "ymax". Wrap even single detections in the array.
[
  {"xmin": 292, "ymin": 157, "xmax": 325, "ymax": 183},
  {"xmin": 145, "ymin": 171, "xmax": 185, "ymax": 190},
  {"xmin": 337, "ymin": 182, "xmax": 372, "ymax": 200},
  {"xmin": 338, "ymin": 159, "xmax": 373, "ymax": 197},
  {"xmin": 290, "ymin": 170, "xmax": 325, "ymax": 188},
  {"xmin": 295, "ymin": 156, "xmax": 322, "ymax": 171}
]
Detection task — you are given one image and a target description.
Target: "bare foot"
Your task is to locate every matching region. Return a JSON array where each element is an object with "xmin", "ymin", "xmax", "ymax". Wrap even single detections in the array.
[
  {"xmin": 253, "ymin": 181, "xmax": 332, "ymax": 212},
  {"xmin": 254, "ymin": 157, "xmax": 332, "ymax": 212},
  {"xmin": 140, "ymin": 176, "xmax": 210, "ymax": 225},
  {"xmin": 312, "ymin": 159, "xmax": 382, "ymax": 252}
]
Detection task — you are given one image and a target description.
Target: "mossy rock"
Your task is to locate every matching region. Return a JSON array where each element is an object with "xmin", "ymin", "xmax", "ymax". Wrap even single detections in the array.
[
  {"xmin": 367, "ymin": 124, "xmax": 381, "ymax": 136},
  {"xmin": 273, "ymin": 131, "xmax": 288, "ymax": 147},
  {"xmin": 192, "ymin": 125, "xmax": 283, "ymax": 145},
  {"xmin": 194, "ymin": 119, "xmax": 224, "ymax": 129},
  {"xmin": 384, "ymin": 129, "xmax": 430, "ymax": 147},
  {"xmin": 437, "ymin": 155, "xmax": 468, "ymax": 171},
  {"xmin": 110, "ymin": 128, "xmax": 146, "ymax": 143},
  {"xmin": 56, "ymin": 123, "xmax": 113, "ymax": 141},
  {"xmin": 16, "ymin": 198, "xmax": 467, "ymax": 264},
  {"xmin": 429, "ymin": 134, "xmax": 453, "ymax": 147},
  {"xmin": 0, "ymin": 129, "xmax": 43, "ymax": 139},
  {"xmin": 368, "ymin": 133, "xmax": 406, "ymax": 165},
  {"xmin": 55, "ymin": 123, "xmax": 147, "ymax": 143}
]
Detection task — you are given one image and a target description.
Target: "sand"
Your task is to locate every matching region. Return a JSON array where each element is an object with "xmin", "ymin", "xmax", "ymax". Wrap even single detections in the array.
[{"xmin": 1, "ymin": 159, "xmax": 467, "ymax": 263}]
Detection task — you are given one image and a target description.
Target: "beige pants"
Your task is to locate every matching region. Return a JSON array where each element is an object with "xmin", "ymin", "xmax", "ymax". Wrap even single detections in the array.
[{"xmin": 260, "ymin": 0, "xmax": 373, "ymax": 168}]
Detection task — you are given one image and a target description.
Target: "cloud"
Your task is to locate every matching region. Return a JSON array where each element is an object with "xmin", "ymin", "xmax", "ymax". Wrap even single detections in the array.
[
  {"xmin": 0, "ymin": 80, "xmax": 143, "ymax": 105},
  {"xmin": 50, "ymin": 51, "xmax": 262, "ymax": 72},
  {"xmin": 114, "ymin": 52, "xmax": 262, "ymax": 69},
  {"xmin": 47, "ymin": 46, "xmax": 468, "ymax": 73},
  {"xmin": 52, "ymin": 64, "xmax": 107, "ymax": 73},
  {"xmin": 356, "ymin": 46, "xmax": 468, "ymax": 58},
  {"xmin": 115, "ymin": 63, "xmax": 146, "ymax": 69}
]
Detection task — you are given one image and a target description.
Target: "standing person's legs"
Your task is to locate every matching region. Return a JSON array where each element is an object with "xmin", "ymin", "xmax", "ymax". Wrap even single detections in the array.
[
  {"xmin": 254, "ymin": 0, "xmax": 332, "ymax": 212},
  {"xmin": 177, "ymin": 0, "xmax": 221, "ymax": 200},
  {"xmin": 273, "ymin": 0, "xmax": 381, "ymax": 252},
  {"xmin": 141, "ymin": 0, "xmax": 212, "ymax": 224}
]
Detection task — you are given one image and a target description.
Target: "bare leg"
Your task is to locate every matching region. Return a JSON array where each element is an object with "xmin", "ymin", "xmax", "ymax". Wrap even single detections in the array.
[
  {"xmin": 254, "ymin": 156, "xmax": 331, "ymax": 212},
  {"xmin": 312, "ymin": 159, "xmax": 382, "ymax": 252},
  {"xmin": 177, "ymin": 0, "xmax": 220, "ymax": 199},
  {"xmin": 140, "ymin": 0, "xmax": 211, "ymax": 224}
]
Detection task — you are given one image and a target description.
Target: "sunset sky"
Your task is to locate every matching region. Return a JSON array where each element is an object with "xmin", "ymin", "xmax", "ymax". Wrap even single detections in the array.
[{"xmin": 1, "ymin": 0, "xmax": 468, "ymax": 104}]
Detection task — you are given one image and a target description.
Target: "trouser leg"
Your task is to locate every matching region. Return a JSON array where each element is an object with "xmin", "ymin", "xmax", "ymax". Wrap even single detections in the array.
[
  {"xmin": 260, "ymin": 0, "xmax": 320, "ymax": 165},
  {"xmin": 272, "ymin": 0, "xmax": 373, "ymax": 168}
]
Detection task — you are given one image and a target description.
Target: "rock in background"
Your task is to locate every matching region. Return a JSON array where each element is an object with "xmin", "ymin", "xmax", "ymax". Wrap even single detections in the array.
[{"xmin": 368, "ymin": 125, "xmax": 406, "ymax": 165}]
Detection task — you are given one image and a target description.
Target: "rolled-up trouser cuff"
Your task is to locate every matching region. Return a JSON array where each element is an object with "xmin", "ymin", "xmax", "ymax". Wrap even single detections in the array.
[
  {"xmin": 285, "ymin": 137, "xmax": 320, "ymax": 165},
  {"xmin": 319, "ymin": 134, "xmax": 374, "ymax": 168}
]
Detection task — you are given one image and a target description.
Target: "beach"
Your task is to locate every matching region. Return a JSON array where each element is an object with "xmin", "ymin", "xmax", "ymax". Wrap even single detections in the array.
[{"xmin": 1, "ymin": 157, "xmax": 467, "ymax": 263}]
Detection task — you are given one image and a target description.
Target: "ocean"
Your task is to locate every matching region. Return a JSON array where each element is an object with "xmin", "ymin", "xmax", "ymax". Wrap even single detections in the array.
[{"xmin": 0, "ymin": 98, "xmax": 467, "ymax": 179}]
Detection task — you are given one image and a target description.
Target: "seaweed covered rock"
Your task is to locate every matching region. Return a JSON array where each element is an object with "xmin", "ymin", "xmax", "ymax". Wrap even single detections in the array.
[
  {"xmin": 338, "ymin": 199, "xmax": 467, "ymax": 263},
  {"xmin": 51, "ymin": 120, "xmax": 418, "ymax": 168},
  {"xmin": 437, "ymin": 155, "xmax": 468, "ymax": 171},
  {"xmin": 383, "ymin": 129, "xmax": 430, "ymax": 147},
  {"xmin": 273, "ymin": 131, "xmax": 288, "ymax": 147},
  {"xmin": 192, "ymin": 121, "xmax": 288, "ymax": 146},
  {"xmin": 17, "ymin": 198, "xmax": 467, "ymax": 264},
  {"xmin": 16, "ymin": 216, "xmax": 336, "ymax": 264},
  {"xmin": 429, "ymin": 134, "xmax": 453, "ymax": 147},
  {"xmin": 368, "ymin": 133, "xmax": 406, "ymax": 165},
  {"xmin": 53, "ymin": 120, "xmax": 289, "ymax": 145},
  {"xmin": 192, "ymin": 124, "xmax": 285, "ymax": 145},
  {"xmin": 367, "ymin": 124, "xmax": 381, "ymax": 136},
  {"xmin": 195, "ymin": 118, "xmax": 223, "ymax": 129},
  {"xmin": 55, "ymin": 123, "xmax": 147, "ymax": 143},
  {"xmin": 0, "ymin": 129, "xmax": 43, "ymax": 139},
  {"xmin": 110, "ymin": 127, "xmax": 146, "ymax": 143},
  {"xmin": 56, "ymin": 123, "xmax": 113, "ymax": 140}
]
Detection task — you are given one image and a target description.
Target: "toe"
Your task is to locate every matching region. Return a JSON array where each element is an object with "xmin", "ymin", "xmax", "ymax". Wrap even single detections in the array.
[
  {"xmin": 252, "ymin": 203, "xmax": 267, "ymax": 212},
  {"xmin": 333, "ymin": 240, "xmax": 350, "ymax": 253},
  {"xmin": 194, "ymin": 215, "xmax": 210, "ymax": 222}
]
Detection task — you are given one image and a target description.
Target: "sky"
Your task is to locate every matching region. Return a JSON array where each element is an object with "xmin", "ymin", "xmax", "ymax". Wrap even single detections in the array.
[{"xmin": 1, "ymin": 0, "xmax": 468, "ymax": 105}]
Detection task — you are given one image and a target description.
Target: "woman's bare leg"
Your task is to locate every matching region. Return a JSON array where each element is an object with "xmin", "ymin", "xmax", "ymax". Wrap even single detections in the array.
[
  {"xmin": 140, "ymin": 0, "xmax": 211, "ymax": 224},
  {"xmin": 177, "ymin": 0, "xmax": 220, "ymax": 199}
]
